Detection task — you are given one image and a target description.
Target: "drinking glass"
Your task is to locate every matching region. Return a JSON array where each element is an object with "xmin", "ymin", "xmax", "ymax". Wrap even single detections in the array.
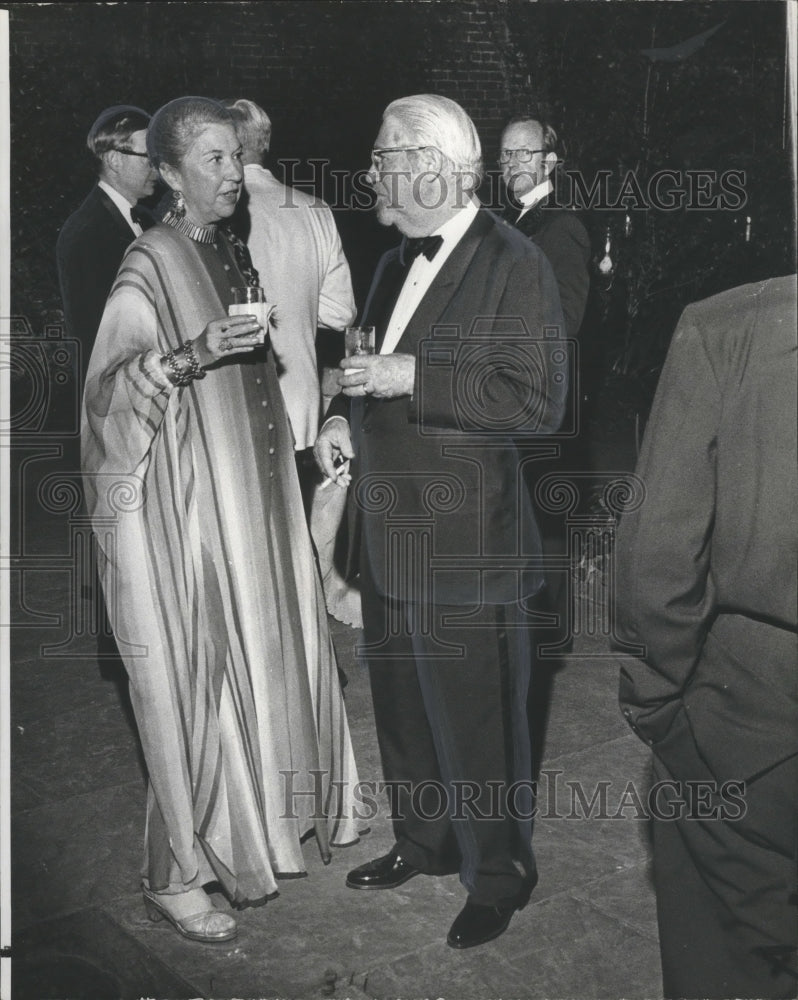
[
  {"xmin": 229, "ymin": 287, "xmax": 273, "ymax": 344},
  {"xmin": 344, "ymin": 325, "xmax": 375, "ymax": 372}
]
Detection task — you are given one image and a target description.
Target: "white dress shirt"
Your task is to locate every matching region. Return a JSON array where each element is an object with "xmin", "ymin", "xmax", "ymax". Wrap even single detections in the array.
[
  {"xmin": 380, "ymin": 198, "xmax": 479, "ymax": 355},
  {"xmin": 516, "ymin": 178, "xmax": 553, "ymax": 222},
  {"xmin": 98, "ymin": 180, "xmax": 141, "ymax": 236}
]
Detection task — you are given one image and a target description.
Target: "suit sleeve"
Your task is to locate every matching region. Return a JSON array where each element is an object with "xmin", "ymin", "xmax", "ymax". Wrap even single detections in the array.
[
  {"xmin": 319, "ymin": 249, "xmax": 399, "ymax": 430},
  {"xmin": 538, "ymin": 214, "xmax": 591, "ymax": 340},
  {"xmin": 614, "ymin": 305, "xmax": 720, "ymax": 745},
  {"xmin": 56, "ymin": 223, "xmax": 119, "ymax": 371},
  {"xmin": 315, "ymin": 207, "xmax": 357, "ymax": 331},
  {"xmin": 409, "ymin": 247, "xmax": 567, "ymax": 436}
]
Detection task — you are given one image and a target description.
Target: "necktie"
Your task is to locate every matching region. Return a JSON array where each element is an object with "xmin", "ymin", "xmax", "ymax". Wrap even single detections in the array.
[{"xmin": 402, "ymin": 234, "xmax": 443, "ymax": 263}]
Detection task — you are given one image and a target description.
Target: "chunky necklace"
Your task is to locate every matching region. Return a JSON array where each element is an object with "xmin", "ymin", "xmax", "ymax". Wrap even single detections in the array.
[{"xmin": 162, "ymin": 210, "xmax": 218, "ymax": 245}]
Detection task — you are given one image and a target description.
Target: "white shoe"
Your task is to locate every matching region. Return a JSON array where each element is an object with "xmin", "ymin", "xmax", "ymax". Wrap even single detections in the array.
[{"xmin": 142, "ymin": 885, "xmax": 237, "ymax": 943}]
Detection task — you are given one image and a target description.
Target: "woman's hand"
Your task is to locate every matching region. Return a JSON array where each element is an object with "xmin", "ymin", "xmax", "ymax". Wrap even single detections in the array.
[{"xmin": 191, "ymin": 315, "xmax": 265, "ymax": 368}]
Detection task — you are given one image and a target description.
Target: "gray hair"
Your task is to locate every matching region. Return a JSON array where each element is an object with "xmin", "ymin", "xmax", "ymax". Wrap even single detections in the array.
[
  {"xmin": 505, "ymin": 114, "xmax": 559, "ymax": 154},
  {"xmin": 223, "ymin": 98, "xmax": 272, "ymax": 156},
  {"xmin": 385, "ymin": 94, "xmax": 483, "ymax": 185},
  {"xmin": 87, "ymin": 105, "xmax": 151, "ymax": 167},
  {"xmin": 146, "ymin": 96, "xmax": 235, "ymax": 171}
]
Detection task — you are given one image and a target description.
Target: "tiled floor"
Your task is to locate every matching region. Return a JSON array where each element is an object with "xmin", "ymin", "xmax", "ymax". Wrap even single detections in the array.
[{"xmin": 9, "ymin": 448, "xmax": 663, "ymax": 999}]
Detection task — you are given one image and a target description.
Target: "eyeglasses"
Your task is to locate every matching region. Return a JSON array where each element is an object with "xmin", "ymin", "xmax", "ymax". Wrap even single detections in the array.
[
  {"xmin": 112, "ymin": 148, "xmax": 150, "ymax": 158},
  {"xmin": 498, "ymin": 148, "xmax": 547, "ymax": 164},
  {"xmin": 370, "ymin": 145, "xmax": 433, "ymax": 170}
]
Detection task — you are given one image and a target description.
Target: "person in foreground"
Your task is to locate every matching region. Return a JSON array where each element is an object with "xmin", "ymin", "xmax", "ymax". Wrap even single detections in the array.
[
  {"xmin": 314, "ymin": 94, "xmax": 566, "ymax": 949},
  {"xmin": 614, "ymin": 275, "xmax": 798, "ymax": 998},
  {"xmin": 81, "ymin": 97, "xmax": 361, "ymax": 943}
]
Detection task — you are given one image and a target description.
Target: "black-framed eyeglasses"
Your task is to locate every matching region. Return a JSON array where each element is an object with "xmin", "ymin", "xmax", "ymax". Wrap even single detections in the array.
[
  {"xmin": 370, "ymin": 145, "xmax": 433, "ymax": 170},
  {"xmin": 498, "ymin": 148, "xmax": 547, "ymax": 164},
  {"xmin": 112, "ymin": 147, "xmax": 150, "ymax": 158}
]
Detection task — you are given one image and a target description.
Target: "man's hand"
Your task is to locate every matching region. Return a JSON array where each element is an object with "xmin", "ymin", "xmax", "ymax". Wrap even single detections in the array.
[
  {"xmin": 313, "ymin": 416, "xmax": 354, "ymax": 487},
  {"xmin": 337, "ymin": 353, "xmax": 415, "ymax": 398}
]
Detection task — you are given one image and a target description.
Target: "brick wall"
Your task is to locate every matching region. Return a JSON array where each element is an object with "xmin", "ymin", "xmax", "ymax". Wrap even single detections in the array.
[
  {"xmin": 9, "ymin": 2, "xmax": 791, "ymax": 322},
  {"xmin": 9, "ymin": 0, "xmax": 529, "ymax": 317}
]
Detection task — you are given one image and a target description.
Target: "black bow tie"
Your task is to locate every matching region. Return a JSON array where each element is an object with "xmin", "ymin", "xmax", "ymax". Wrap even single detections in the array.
[
  {"xmin": 403, "ymin": 234, "xmax": 443, "ymax": 263},
  {"xmin": 130, "ymin": 205, "xmax": 153, "ymax": 229}
]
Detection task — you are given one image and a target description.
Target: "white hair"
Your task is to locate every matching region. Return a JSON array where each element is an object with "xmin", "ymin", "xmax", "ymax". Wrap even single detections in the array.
[
  {"xmin": 385, "ymin": 94, "xmax": 483, "ymax": 186},
  {"xmin": 224, "ymin": 98, "xmax": 273, "ymax": 156}
]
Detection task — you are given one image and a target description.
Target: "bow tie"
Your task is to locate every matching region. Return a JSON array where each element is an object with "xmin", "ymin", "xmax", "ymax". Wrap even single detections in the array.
[
  {"xmin": 403, "ymin": 234, "xmax": 443, "ymax": 263},
  {"xmin": 130, "ymin": 205, "xmax": 152, "ymax": 228}
]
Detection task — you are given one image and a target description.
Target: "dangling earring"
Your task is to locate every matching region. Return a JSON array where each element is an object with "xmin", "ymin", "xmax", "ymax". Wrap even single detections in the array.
[{"xmin": 174, "ymin": 190, "xmax": 185, "ymax": 217}]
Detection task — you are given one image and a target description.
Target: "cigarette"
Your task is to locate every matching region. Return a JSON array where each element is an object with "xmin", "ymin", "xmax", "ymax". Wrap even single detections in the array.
[{"xmin": 320, "ymin": 460, "xmax": 350, "ymax": 489}]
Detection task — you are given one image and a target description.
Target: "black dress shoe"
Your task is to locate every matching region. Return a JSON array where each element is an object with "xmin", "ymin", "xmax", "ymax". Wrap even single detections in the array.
[
  {"xmin": 447, "ymin": 878, "xmax": 536, "ymax": 949},
  {"xmin": 447, "ymin": 897, "xmax": 520, "ymax": 949},
  {"xmin": 346, "ymin": 850, "xmax": 421, "ymax": 890}
]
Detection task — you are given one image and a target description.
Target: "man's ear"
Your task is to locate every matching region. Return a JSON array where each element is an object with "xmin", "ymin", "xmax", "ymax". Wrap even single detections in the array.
[
  {"xmin": 542, "ymin": 151, "xmax": 558, "ymax": 179},
  {"xmin": 102, "ymin": 150, "xmax": 121, "ymax": 177},
  {"xmin": 420, "ymin": 145, "xmax": 447, "ymax": 177}
]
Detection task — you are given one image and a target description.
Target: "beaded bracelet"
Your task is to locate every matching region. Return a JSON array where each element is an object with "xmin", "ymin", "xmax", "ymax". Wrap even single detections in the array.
[
  {"xmin": 181, "ymin": 340, "xmax": 205, "ymax": 381},
  {"xmin": 162, "ymin": 341, "xmax": 207, "ymax": 387}
]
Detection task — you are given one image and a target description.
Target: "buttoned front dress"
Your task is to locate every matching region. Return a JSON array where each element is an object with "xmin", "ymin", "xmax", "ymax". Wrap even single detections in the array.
[{"xmin": 81, "ymin": 222, "xmax": 360, "ymax": 906}]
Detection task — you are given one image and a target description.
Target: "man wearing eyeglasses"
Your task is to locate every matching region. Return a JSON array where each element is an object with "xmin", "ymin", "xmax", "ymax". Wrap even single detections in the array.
[
  {"xmin": 499, "ymin": 115, "xmax": 590, "ymax": 343},
  {"xmin": 499, "ymin": 116, "xmax": 592, "ymax": 721},
  {"xmin": 56, "ymin": 105, "xmax": 158, "ymax": 376},
  {"xmin": 314, "ymin": 94, "xmax": 566, "ymax": 950}
]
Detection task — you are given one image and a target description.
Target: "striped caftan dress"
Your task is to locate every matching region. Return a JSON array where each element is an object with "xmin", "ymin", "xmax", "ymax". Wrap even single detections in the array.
[{"xmin": 81, "ymin": 221, "xmax": 360, "ymax": 907}]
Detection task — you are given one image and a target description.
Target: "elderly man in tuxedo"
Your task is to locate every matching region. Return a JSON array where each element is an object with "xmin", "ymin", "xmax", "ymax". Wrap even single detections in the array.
[
  {"xmin": 615, "ymin": 275, "xmax": 798, "ymax": 999},
  {"xmin": 57, "ymin": 105, "xmax": 158, "ymax": 377},
  {"xmin": 315, "ymin": 94, "xmax": 566, "ymax": 949}
]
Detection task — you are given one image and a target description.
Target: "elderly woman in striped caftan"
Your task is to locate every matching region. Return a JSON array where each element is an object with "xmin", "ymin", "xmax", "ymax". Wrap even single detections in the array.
[{"xmin": 81, "ymin": 96, "xmax": 360, "ymax": 943}]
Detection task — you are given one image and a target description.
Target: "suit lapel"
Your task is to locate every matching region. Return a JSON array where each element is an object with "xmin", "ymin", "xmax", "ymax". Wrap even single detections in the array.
[
  {"xmin": 362, "ymin": 249, "xmax": 405, "ymax": 351},
  {"xmin": 94, "ymin": 185, "xmax": 137, "ymax": 243},
  {"xmin": 515, "ymin": 196, "xmax": 550, "ymax": 238}
]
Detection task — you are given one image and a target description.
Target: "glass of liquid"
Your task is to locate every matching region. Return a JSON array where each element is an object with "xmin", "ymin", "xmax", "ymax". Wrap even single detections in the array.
[
  {"xmin": 344, "ymin": 325, "xmax": 375, "ymax": 372},
  {"xmin": 229, "ymin": 287, "xmax": 274, "ymax": 345}
]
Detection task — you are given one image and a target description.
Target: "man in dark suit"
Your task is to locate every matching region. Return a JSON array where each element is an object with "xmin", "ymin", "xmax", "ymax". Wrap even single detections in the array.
[
  {"xmin": 499, "ymin": 115, "xmax": 590, "ymax": 343},
  {"xmin": 500, "ymin": 115, "xmax": 593, "ymax": 768},
  {"xmin": 314, "ymin": 94, "xmax": 567, "ymax": 949},
  {"xmin": 615, "ymin": 275, "xmax": 798, "ymax": 999},
  {"xmin": 57, "ymin": 106, "xmax": 156, "ymax": 671},
  {"xmin": 56, "ymin": 105, "xmax": 157, "ymax": 378}
]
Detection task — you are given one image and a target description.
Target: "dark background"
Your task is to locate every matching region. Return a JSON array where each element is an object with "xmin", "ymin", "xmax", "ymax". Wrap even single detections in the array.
[{"xmin": 9, "ymin": 0, "xmax": 796, "ymax": 425}]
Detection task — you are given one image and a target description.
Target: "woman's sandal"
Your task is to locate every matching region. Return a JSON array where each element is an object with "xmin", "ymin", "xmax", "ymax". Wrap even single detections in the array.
[{"xmin": 142, "ymin": 885, "xmax": 237, "ymax": 943}]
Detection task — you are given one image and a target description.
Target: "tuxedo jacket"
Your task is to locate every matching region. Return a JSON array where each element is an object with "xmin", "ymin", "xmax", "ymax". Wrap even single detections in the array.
[
  {"xmin": 616, "ymin": 275, "xmax": 798, "ymax": 784},
  {"xmin": 509, "ymin": 198, "xmax": 590, "ymax": 342},
  {"xmin": 330, "ymin": 207, "xmax": 567, "ymax": 606},
  {"xmin": 56, "ymin": 184, "xmax": 140, "ymax": 376}
]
